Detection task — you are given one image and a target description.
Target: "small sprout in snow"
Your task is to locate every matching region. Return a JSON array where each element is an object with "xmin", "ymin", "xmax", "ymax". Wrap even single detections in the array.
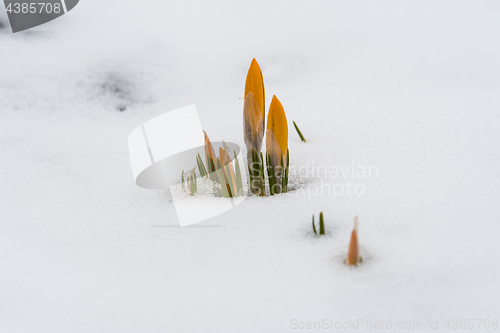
[
  {"xmin": 293, "ymin": 120, "xmax": 306, "ymax": 142},
  {"xmin": 319, "ymin": 211, "xmax": 325, "ymax": 235},
  {"xmin": 312, "ymin": 211, "xmax": 325, "ymax": 235},
  {"xmin": 347, "ymin": 215, "xmax": 361, "ymax": 266},
  {"xmin": 234, "ymin": 151, "xmax": 244, "ymax": 196},
  {"xmin": 219, "ymin": 146, "xmax": 238, "ymax": 198},
  {"xmin": 196, "ymin": 133, "xmax": 245, "ymax": 198},
  {"xmin": 187, "ymin": 167, "xmax": 197, "ymax": 196},
  {"xmin": 196, "ymin": 153, "xmax": 208, "ymax": 178}
]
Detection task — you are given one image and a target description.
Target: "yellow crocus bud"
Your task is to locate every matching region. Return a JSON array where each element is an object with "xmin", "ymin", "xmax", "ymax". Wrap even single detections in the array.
[
  {"xmin": 243, "ymin": 59, "xmax": 266, "ymax": 195},
  {"xmin": 244, "ymin": 58, "xmax": 265, "ymax": 126},
  {"xmin": 267, "ymin": 95, "xmax": 288, "ymax": 156},
  {"xmin": 266, "ymin": 95, "xmax": 288, "ymax": 193},
  {"xmin": 243, "ymin": 92, "xmax": 264, "ymax": 160}
]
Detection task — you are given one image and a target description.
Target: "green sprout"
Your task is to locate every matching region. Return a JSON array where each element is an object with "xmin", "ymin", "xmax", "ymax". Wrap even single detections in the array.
[
  {"xmin": 293, "ymin": 121, "xmax": 306, "ymax": 142},
  {"xmin": 319, "ymin": 211, "xmax": 325, "ymax": 235},
  {"xmin": 312, "ymin": 211, "xmax": 325, "ymax": 235},
  {"xmin": 234, "ymin": 152, "xmax": 243, "ymax": 196},
  {"xmin": 196, "ymin": 153, "xmax": 208, "ymax": 178}
]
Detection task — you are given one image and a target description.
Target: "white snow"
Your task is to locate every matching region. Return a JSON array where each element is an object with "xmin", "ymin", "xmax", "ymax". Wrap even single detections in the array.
[{"xmin": 1, "ymin": 1, "xmax": 500, "ymax": 332}]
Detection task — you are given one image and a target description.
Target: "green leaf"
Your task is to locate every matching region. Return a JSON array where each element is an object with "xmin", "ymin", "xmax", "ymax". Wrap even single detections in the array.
[
  {"xmin": 248, "ymin": 165, "xmax": 253, "ymax": 192},
  {"xmin": 312, "ymin": 214, "xmax": 317, "ymax": 234},
  {"xmin": 216, "ymin": 157, "xmax": 229, "ymax": 198},
  {"xmin": 197, "ymin": 153, "xmax": 208, "ymax": 178},
  {"xmin": 234, "ymin": 152, "xmax": 243, "ymax": 195},
  {"xmin": 210, "ymin": 154, "xmax": 219, "ymax": 183},
  {"xmin": 282, "ymin": 169, "xmax": 286, "ymax": 193},
  {"xmin": 260, "ymin": 151, "xmax": 265, "ymax": 179},
  {"xmin": 319, "ymin": 211, "xmax": 325, "ymax": 235},
  {"xmin": 206, "ymin": 152, "xmax": 214, "ymax": 182},
  {"xmin": 283, "ymin": 149, "xmax": 289, "ymax": 192},
  {"xmin": 189, "ymin": 175, "xmax": 197, "ymax": 196},
  {"xmin": 293, "ymin": 120, "xmax": 306, "ymax": 142},
  {"xmin": 266, "ymin": 153, "xmax": 276, "ymax": 195},
  {"xmin": 225, "ymin": 164, "xmax": 235, "ymax": 198}
]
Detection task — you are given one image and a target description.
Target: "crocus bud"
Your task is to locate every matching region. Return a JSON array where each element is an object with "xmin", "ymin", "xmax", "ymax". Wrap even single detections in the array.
[
  {"xmin": 347, "ymin": 216, "xmax": 360, "ymax": 266},
  {"xmin": 243, "ymin": 91, "xmax": 264, "ymax": 163},
  {"xmin": 266, "ymin": 95, "xmax": 288, "ymax": 193},
  {"xmin": 244, "ymin": 58, "xmax": 265, "ymax": 127},
  {"xmin": 243, "ymin": 58, "xmax": 266, "ymax": 195}
]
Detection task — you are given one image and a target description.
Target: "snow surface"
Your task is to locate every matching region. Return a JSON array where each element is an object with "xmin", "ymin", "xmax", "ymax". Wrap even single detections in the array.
[{"xmin": 1, "ymin": 1, "xmax": 500, "ymax": 332}]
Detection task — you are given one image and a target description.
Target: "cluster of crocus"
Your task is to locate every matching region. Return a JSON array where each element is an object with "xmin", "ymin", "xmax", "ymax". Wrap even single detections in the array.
[
  {"xmin": 243, "ymin": 58, "xmax": 289, "ymax": 196},
  {"xmin": 192, "ymin": 131, "xmax": 244, "ymax": 198}
]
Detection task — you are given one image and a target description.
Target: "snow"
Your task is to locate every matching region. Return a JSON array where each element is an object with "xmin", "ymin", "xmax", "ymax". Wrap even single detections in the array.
[{"xmin": 1, "ymin": 1, "xmax": 500, "ymax": 331}]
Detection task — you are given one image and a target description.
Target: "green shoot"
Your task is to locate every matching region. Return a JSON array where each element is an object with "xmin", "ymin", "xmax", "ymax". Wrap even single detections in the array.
[
  {"xmin": 196, "ymin": 153, "xmax": 208, "ymax": 178},
  {"xmin": 225, "ymin": 164, "xmax": 235, "ymax": 198},
  {"xmin": 293, "ymin": 120, "xmax": 306, "ymax": 142},
  {"xmin": 312, "ymin": 214, "xmax": 317, "ymax": 234},
  {"xmin": 234, "ymin": 152, "xmax": 243, "ymax": 196},
  {"xmin": 216, "ymin": 157, "xmax": 230, "ymax": 198},
  {"xmin": 319, "ymin": 211, "xmax": 325, "ymax": 235}
]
